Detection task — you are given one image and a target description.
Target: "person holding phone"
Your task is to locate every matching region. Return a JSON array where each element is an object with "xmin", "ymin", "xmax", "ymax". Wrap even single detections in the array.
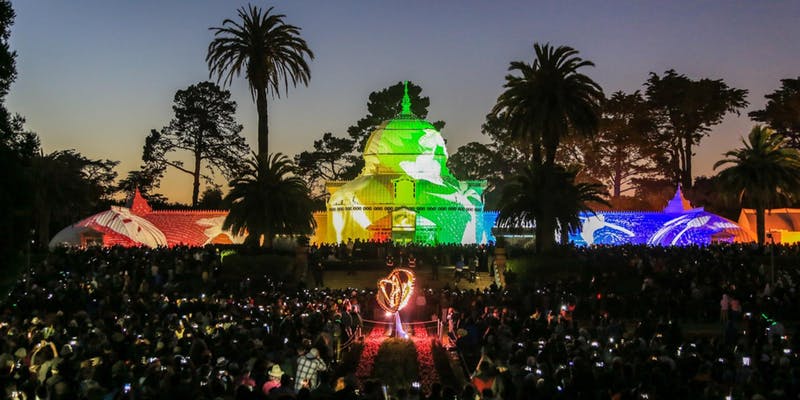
[{"xmin": 471, "ymin": 354, "xmax": 503, "ymax": 398}]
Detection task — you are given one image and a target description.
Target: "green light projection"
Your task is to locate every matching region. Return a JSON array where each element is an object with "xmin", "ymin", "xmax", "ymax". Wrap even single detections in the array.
[{"xmin": 325, "ymin": 82, "xmax": 487, "ymax": 244}]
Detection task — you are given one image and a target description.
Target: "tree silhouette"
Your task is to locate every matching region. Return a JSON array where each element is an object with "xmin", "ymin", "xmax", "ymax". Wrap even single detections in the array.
[
  {"xmin": 347, "ymin": 81, "xmax": 445, "ymax": 152},
  {"xmin": 142, "ymin": 82, "xmax": 249, "ymax": 207},
  {"xmin": 714, "ymin": 125, "xmax": 800, "ymax": 245},
  {"xmin": 31, "ymin": 150, "xmax": 118, "ymax": 247},
  {"xmin": 498, "ymin": 163, "xmax": 607, "ymax": 253},
  {"xmin": 490, "ymin": 43, "xmax": 603, "ymax": 166},
  {"xmin": 294, "ymin": 132, "xmax": 356, "ymax": 200},
  {"xmin": 583, "ymin": 91, "xmax": 659, "ymax": 197},
  {"xmin": 207, "ymin": 4, "xmax": 314, "ymax": 157},
  {"xmin": 646, "ymin": 69, "xmax": 748, "ymax": 188},
  {"xmin": 749, "ymin": 77, "xmax": 800, "ymax": 148},
  {"xmin": 223, "ymin": 153, "xmax": 315, "ymax": 248}
]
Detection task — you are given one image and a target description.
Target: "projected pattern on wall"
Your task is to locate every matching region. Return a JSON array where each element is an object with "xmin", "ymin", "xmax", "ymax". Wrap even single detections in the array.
[
  {"xmin": 324, "ymin": 83, "xmax": 490, "ymax": 244},
  {"xmin": 567, "ymin": 210, "xmax": 749, "ymax": 246},
  {"xmin": 488, "ymin": 187, "xmax": 752, "ymax": 246}
]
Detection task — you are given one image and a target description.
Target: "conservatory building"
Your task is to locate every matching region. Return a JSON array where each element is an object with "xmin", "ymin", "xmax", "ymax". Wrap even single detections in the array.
[{"xmin": 311, "ymin": 83, "xmax": 492, "ymax": 244}]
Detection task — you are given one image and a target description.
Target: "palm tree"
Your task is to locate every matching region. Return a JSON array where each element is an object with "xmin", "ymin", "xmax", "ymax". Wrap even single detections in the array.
[
  {"xmin": 207, "ymin": 5, "xmax": 314, "ymax": 157},
  {"xmin": 491, "ymin": 43, "xmax": 603, "ymax": 165},
  {"xmin": 714, "ymin": 125, "xmax": 800, "ymax": 245},
  {"xmin": 555, "ymin": 172, "xmax": 610, "ymax": 245},
  {"xmin": 497, "ymin": 163, "xmax": 607, "ymax": 252},
  {"xmin": 223, "ymin": 153, "xmax": 316, "ymax": 248}
]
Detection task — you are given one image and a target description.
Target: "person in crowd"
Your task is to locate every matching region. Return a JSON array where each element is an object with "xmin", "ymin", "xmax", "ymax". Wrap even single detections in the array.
[
  {"xmin": 720, "ymin": 293, "xmax": 730, "ymax": 323},
  {"xmin": 470, "ymin": 355, "xmax": 503, "ymax": 398},
  {"xmin": 454, "ymin": 256, "xmax": 465, "ymax": 283},
  {"xmin": 314, "ymin": 259, "xmax": 325, "ymax": 287},
  {"xmin": 295, "ymin": 348, "xmax": 326, "ymax": 391},
  {"xmin": 261, "ymin": 363, "xmax": 283, "ymax": 395},
  {"xmin": 431, "ymin": 253, "xmax": 440, "ymax": 281}
]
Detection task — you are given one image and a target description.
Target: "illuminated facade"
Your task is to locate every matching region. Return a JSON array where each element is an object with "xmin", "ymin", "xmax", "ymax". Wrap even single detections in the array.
[
  {"xmin": 494, "ymin": 186, "xmax": 753, "ymax": 246},
  {"xmin": 49, "ymin": 189, "xmax": 244, "ymax": 248},
  {"xmin": 571, "ymin": 187, "xmax": 752, "ymax": 245},
  {"xmin": 738, "ymin": 208, "xmax": 800, "ymax": 244},
  {"xmin": 316, "ymin": 83, "xmax": 491, "ymax": 244}
]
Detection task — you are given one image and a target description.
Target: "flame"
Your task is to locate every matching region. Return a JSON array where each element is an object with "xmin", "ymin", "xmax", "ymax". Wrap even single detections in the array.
[{"xmin": 376, "ymin": 268, "xmax": 415, "ymax": 313}]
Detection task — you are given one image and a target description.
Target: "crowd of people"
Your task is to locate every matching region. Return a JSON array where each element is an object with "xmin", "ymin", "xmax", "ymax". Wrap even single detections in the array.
[
  {"xmin": 434, "ymin": 243, "xmax": 800, "ymax": 400},
  {"xmin": 0, "ymin": 242, "xmax": 797, "ymax": 400},
  {"xmin": 309, "ymin": 241, "xmax": 495, "ymax": 271},
  {"xmin": 0, "ymin": 246, "xmax": 370, "ymax": 400}
]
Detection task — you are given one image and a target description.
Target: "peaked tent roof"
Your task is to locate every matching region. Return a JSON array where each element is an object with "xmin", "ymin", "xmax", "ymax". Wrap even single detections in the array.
[
  {"xmin": 663, "ymin": 184, "xmax": 694, "ymax": 213},
  {"xmin": 128, "ymin": 188, "xmax": 152, "ymax": 214}
]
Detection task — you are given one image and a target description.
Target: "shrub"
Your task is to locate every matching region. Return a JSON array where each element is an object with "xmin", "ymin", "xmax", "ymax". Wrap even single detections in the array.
[{"xmin": 371, "ymin": 338, "xmax": 419, "ymax": 389}]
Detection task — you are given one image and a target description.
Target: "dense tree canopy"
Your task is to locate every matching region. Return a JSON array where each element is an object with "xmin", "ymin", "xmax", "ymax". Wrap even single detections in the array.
[
  {"xmin": 0, "ymin": 1, "xmax": 30, "ymax": 259},
  {"xmin": 583, "ymin": 91, "xmax": 659, "ymax": 197},
  {"xmin": 645, "ymin": 69, "xmax": 748, "ymax": 188},
  {"xmin": 295, "ymin": 81, "xmax": 445, "ymax": 199},
  {"xmin": 31, "ymin": 150, "xmax": 118, "ymax": 246},
  {"xmin": 198, "ymin": 186, "xmax": 225, "ymax": 209},
  {"xmin": 142, "ymin": 82, "xmax": 249, "ymax": 207},
  {"xmin": 447, "ymin": 142, "xmax": 499, "ymax": 181},
  {"xmin": 447, "ymin": 141, "xmax": 522, "ymax": 209},
  {"xmin": 294, "ymin": 132, "xmax": 357, "ymax": 199},
  {"xmin": 207, "ymin": 5, "xmax": 313, "ymax": 157},
  {"xmin": 347, "ymin": 81, "xmax": 445, "ymax": 152},
  {"xmin": 117, "ymin": 166, "xmax": 165, "ymax": 199},
  {"xmin": 0, "ymin": 0, "xmax": 15, "ymax": 136},
  {"xmin": 749, "ymin": 77, "xmax": 800, "ymax": 148}
]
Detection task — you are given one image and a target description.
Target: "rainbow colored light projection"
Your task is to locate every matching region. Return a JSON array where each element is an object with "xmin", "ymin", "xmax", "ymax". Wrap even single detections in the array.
[
  {"xmin": 377, "ymin": 268, "xmax": 415, "ymax": 338},
  {"xmin": 324, "ymin": 82, "xmax": 490, "ymax": 244}
]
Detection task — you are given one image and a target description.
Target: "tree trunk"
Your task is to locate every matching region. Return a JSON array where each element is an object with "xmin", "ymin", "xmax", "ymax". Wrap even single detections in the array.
[
  {"xmin": 536, "ymin": 215, "xmax": 557, "ymax": 253},
  {"xmin": 613, "ymin": 158, "xmax": 622, "ymax": 198},
  {"xmin": 670, "ymin": 143, "xmax": 681, "ymax": 185},
  {"xmin": 559, "ymin": 223, "xmax": 569, "ymax": 245},
  {"xmin": 530, "ymin": 132, "xmax": 541, "ymax": 165},
  {"xmin": 756, "ymin": 205, "xmax": 766, "ymax": 246},
  {"xmin": 256, "ymin": 86, "xmax": 270, "ymax": 157},
  {"xmin": 38, "ymin": 207, "xmax": 50, "ymax": 249},
  {"xmin": 682, "ymin": 138, "xmax": 693, "ymax": 189},
  {"xmin": 192, "ymin": 152, "xmax": 201, "ymax": 208}
]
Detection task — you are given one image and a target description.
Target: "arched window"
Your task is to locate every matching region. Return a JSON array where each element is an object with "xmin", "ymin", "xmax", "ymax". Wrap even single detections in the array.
[{"xmin": 393, "ymin": 178, "xmax": 416, "ymax": 205}]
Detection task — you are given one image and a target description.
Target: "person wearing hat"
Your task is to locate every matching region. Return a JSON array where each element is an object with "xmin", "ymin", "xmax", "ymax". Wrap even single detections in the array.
[
  {"xmin": 262, "ymin": 364, "xmax": 283, "ymax": 395},
  {"xmin": 294, "ymin": 348, "xmax": 326, "ymax": 391}
]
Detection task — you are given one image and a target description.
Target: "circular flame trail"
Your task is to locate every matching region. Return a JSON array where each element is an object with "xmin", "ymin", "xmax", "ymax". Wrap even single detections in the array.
[{"xmin": 376, "ymin": 268, "xmax": 415, "ymax": 338}]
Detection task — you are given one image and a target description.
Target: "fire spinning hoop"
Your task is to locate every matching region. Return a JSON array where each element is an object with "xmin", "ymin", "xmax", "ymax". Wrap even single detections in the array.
[{"xmin": 376, "ymin": 268, "xmax": 415, "ymax": 338}]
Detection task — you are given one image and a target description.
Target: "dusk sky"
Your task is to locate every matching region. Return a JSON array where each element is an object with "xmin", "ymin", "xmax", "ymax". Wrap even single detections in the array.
[{"xmin": 7, "ymin": 1, "xmax": 800, "ymax": 203}]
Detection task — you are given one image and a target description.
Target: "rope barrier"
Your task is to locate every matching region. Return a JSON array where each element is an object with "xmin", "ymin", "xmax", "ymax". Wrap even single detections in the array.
[
  {"xmin": 361, "ymin": 318, "xmax": 440, "ymax": 325},
  {"xmin": 335, "ymin": 319, "xmax": 445, "ymax": 363}
]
